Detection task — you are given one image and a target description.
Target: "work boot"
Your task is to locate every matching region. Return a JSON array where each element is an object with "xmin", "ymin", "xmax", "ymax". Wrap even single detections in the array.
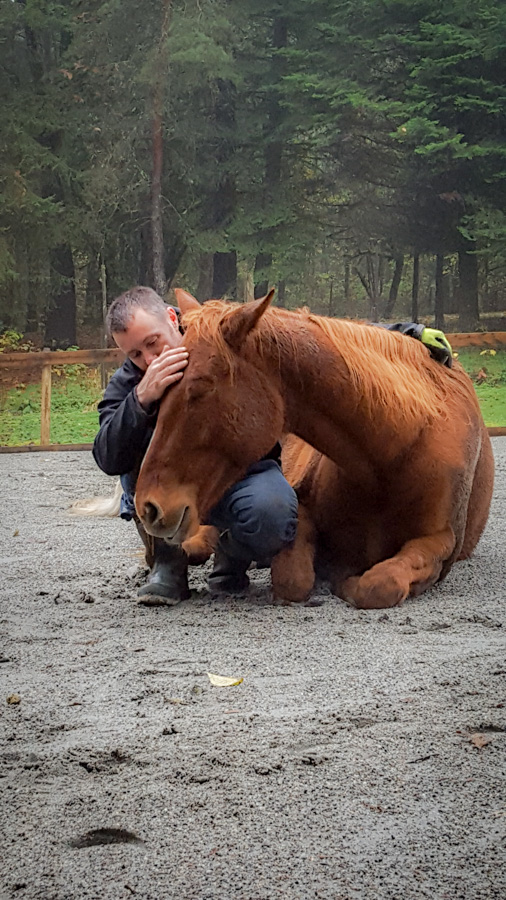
[
  {"xmin": 135, "ymin": 518, "xmax": 190, "ymax": 603},
  {"xmin": 208, "ymin": 533, "xmax": 250, "ymax": 594}
]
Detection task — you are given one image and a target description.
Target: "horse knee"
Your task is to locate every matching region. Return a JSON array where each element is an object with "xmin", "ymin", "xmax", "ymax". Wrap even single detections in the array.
[{"xmin": 271, "ymin": 547, "xmax": 315, "ymax": 604}]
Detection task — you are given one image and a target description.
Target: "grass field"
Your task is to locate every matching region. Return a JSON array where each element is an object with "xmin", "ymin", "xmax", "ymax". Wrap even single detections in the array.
[
  {"xmin": 0, "ymin": 348, "xmax": 505, "ymax": 446},
  {"xmin": 0, "ymin": 367, "xmax": 103, "ymax": 446},
  {"xmin": 456, "ymin": 347, "xmax": 506, "ymax": 427}
]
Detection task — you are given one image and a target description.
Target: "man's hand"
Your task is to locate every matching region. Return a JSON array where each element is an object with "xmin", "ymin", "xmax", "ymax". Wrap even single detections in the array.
[
  {"xmin": 421, "ymin": 328, "xmax": 453, "ymax": 368},
  {"xmin": 136, "ymin": 346, "xmax": 189, "ymax": 409}
]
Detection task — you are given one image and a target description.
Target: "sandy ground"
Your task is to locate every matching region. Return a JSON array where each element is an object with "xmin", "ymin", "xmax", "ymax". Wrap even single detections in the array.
[{"xmin": 0, "ymin": 444, "xmax": 505, "ymax": 900}]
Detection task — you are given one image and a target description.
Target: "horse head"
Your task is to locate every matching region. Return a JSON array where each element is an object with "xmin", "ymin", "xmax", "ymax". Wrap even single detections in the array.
[{"xmin": 134, "ymin": 289, "xmax": 285, "ymax": 543}]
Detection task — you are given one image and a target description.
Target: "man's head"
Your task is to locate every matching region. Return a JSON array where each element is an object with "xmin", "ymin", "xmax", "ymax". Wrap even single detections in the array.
[{"xmin": 107, "ymin": 286, "xmax": 182, "ymax": 371}]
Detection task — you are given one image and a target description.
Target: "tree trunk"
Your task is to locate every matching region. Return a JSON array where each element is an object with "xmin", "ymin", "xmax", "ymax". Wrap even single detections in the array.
[
  {"xmin": 344, "ymin": 261, "xmax": 350, "ymax": 314},
  {"xmin": 277, "ymin": 280, "xmax": 286, "ymax": 308},
  {"xmin": 72, "ymin": 248, "xmax": 88, "ymax": 330},
  {"xmin": 44, "ymin": 245, "xmax": 76, "ymax": 347},
  {"xmin": 212, "ymin": 252, "xmax": 237, "ymax": 300},
  {"xmin": 211, "ymin": 79, "xmax": 237, "ymax": 299},
  {"xmin": 138, "ymin": 223, "xmax": 151, "ymax": 285},
  {"xmin": 99, "ymin": 254, "xmax": 108, "ymax": 389},
  {"xmin": 434, "ymin": 254, "xmax": 445, "ymax": 330},
  {"xmin": 458, "ymin": 246, "xmax": 480, "ymax": 331},
  {"xmin": 151, "ymin": 0, "xmax": 172, "ymax": 297},
  {"xmin": 196, "ymin": 253, "xmax": 214, "ymax": 301},
  {"xmin": 254, "ymin": 252, "xmax": 272, "ymax": 299},
  {"xmin": 383, "ymin": 255, "xmax": 404, "ymax": 319},
  {"xmin": 328, "ymin": 278, "xmax": 334, "ymax": 316},
  {"xmin": 253, "ymin": 15, "xmax": 287, "ymax": 299},
  {"xmin": 411, "ymin": 254, "xmax": 420, "ymax": 323}
]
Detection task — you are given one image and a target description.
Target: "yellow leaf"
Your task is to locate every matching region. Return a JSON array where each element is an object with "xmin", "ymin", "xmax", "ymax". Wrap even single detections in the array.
[
  {"xmin": 7, "ymin": 694, "xmax": 21, "ymax": 705},
  {"xmin": 207, "ymin": 673, "xmax": 243, "ymax": 687},
  {"xmin": 13, "ymin": 529, "xmax": 19, "ymax": 537},
  {"xmin": 470, "ymin": 732, "xmax": 492, "ymax": 749}
]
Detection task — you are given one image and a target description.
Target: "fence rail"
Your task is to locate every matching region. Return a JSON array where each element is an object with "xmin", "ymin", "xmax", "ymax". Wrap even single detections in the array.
[{"xmin": 1, "ymin": 335, "xmax": 506, "ymax": 451}]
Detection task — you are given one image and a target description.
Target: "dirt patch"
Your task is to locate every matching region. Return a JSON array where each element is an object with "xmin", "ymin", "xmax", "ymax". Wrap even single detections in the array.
[{"xmin": 1, "ymin": 446, "xmax": 505, "ymax": 899}]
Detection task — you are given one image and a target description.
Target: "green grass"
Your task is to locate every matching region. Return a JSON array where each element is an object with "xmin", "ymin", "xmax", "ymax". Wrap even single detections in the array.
[
  {"xmin": 0, "ymin": 368, "xmax": 102, "ymax": 446},
  {"xmin": 0, "ymin": 349, "xmax": 505, "ymax": 447},
  {"xmin": 454, "ymin": 347, "xmax": 506, "ymax": 428}
]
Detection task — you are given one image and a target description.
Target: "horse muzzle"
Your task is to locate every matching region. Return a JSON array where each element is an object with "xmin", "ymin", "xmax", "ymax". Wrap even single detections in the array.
[{"xmin": 139, "ymin": 500, "xmax": 192, "ymax": 544}]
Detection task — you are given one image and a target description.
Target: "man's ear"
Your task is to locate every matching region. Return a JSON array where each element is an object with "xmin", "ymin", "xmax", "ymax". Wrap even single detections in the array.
[
  {"xmin": 167, "ymin": 305, "xmax": 179, "ymax": 328},
  {"xmin": 173, "ymin": 288, "xmax": 201, "ymax": 314}
]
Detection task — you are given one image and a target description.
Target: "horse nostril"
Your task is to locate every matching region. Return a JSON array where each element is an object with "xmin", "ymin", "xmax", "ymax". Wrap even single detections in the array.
[{"xmin": 143, "ymin": 501, "xmax": 161, "ymax": 527}]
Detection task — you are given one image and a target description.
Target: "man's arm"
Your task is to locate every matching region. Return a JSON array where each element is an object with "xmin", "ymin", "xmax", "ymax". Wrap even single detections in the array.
[
  {"xmin": 93, "ymin": 347, "xmax": 189, "ymax": 476},
  {"xmin": 93, "ymin": 366, "xmax": 158, "ymax": 476}
]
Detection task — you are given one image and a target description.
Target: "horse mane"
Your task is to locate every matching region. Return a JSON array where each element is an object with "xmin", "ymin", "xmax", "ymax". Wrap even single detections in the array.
[
  {"xmin": 303, "ymin": 311, "xmax": 452, "ymax": 426},
  {"xmin": 182, "ymin": 302, "xmax": 456, "ymax": 428}
]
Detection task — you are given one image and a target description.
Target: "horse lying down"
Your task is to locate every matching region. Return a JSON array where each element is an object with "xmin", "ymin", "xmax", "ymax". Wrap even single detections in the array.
[{"xmin": 127, "ymin": 289, "xmax": 493, "ymax": 610}]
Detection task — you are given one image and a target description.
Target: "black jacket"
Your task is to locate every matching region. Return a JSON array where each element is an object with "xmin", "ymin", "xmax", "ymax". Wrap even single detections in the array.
[
  {"xmin": 93, "ymin": 358, "xmax": 159, "ymax": 476},
  {"xmin": 93, "ymin": 321, "xmax": 424, "ymax": 477}
]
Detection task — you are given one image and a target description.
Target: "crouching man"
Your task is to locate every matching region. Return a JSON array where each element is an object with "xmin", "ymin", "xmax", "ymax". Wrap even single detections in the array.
[{"xmin": 93, "ymin": 286, "xmax": 299, "ymax": 604}]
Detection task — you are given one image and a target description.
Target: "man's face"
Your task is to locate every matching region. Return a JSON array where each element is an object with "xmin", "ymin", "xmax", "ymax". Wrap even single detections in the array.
[{"xmin": 112, "ymin": 306, "xmax": 182, "ymax": 371}]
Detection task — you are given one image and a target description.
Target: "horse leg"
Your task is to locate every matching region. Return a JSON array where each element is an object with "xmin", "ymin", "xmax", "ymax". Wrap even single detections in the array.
[
  {"xmin": 341, "ymin": 528, "xmax": 456, "ymax": 609},
  {"xmin": 182, "ymin": 525, "xmax": 220, "ymax": 565},
  {"xmin": 271, "ymin": 504, "xmax": 317, "ymax": 604}
]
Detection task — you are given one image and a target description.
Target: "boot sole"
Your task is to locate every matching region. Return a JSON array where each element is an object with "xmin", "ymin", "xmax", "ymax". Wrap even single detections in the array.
[{"xmin": 137, "ymin": 594, "xmax": 185, "ymax": 607}]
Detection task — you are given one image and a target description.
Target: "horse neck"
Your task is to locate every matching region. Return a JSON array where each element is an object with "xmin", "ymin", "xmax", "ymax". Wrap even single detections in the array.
[{"xmin": 256, "ymin": 313, "xmax": 427, "ymax": 469}]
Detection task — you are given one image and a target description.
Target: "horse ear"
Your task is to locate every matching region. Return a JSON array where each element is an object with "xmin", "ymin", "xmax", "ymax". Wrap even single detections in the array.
[
  {"xmin": 173, "ymin": 288, "xmax": 201, "ymax": 314},
  {"xmin": 222, "ymin": 289, "xmax": 275, "ymax": 350}
]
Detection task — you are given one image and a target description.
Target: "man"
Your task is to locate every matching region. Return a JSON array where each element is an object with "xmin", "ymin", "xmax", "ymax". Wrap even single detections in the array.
[
  {"xmin": 93, "ymin": 285, "xmax": 452, "ymax": 605},
  {"xmin": 93, "ymin": 286, "xmax": 299, "ymax": 604}
]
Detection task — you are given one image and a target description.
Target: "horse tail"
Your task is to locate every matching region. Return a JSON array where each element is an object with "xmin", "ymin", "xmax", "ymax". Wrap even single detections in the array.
[{"xmin": 69, "ymin": 479, "xmax": 123, "ymax": 517}]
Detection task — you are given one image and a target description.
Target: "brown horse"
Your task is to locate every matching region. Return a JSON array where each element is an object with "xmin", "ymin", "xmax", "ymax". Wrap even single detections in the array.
[{"xmin": 134, "ymin": 290, "xmax": 494, "ymax": 609}]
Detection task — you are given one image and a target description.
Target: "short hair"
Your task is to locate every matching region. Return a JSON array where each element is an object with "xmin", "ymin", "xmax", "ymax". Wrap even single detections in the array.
[{"xmin": 106, "ymin": 286, "xmax": 168, "ymax": 336}]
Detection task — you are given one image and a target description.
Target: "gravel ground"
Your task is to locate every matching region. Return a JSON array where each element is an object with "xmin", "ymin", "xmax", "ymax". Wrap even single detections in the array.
[{"xmin": 1, "ymin": 444, "xmax": 505, "ymax": 900}]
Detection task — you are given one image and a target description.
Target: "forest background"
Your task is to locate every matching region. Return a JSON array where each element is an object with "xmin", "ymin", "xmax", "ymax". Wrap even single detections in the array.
[{"xmin": 1, "ymin": 0, "xmax": 506, "ymax": 349}]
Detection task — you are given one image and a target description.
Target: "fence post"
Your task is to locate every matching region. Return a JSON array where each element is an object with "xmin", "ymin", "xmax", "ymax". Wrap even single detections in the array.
[{"xmin": 40, "ymin": 363, "xmax": 52, "ymax": 445}]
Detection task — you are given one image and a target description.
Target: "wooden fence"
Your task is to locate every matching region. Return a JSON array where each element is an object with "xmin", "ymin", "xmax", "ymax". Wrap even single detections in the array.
[
  {"xmin": 0, "ymin": 348, "xmax": 123, "ymax": 452},
  {"xmin": 1, "ymin": 334, "xmax": 506, "ymax": 452}
]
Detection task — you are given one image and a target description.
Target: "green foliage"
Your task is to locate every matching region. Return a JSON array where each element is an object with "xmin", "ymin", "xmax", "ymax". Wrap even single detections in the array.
[
  {"xmin": 0, "ymin": 330, "xmax": 35, "ymax": 353},
  {"xmin": 1, "ymin": 0, "xmax": 506, "ymax": 326}
]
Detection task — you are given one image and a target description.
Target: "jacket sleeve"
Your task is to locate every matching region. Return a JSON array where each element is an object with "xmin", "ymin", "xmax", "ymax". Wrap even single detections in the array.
[
  {"xmin": 373, "ymin": 322, "xmax": 425, "ymax": 339},
  {"xmin": 92, "ymin": 369, "xmax": 158, "ymax": 476}
]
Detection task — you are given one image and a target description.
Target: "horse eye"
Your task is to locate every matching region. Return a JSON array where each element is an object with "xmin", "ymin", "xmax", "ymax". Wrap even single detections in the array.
[{"xmin": 186, "ymin": 376, "xmax": 215, "ymax": 401}]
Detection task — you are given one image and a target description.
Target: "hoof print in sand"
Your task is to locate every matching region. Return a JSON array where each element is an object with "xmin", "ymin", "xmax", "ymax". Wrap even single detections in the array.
[{"xmin": 69, "ymin": 828, "xmax": 144, "ymax": 849}]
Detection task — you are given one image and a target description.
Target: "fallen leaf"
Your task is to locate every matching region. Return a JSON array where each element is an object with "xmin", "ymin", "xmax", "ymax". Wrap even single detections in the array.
[
  {"xmin": 7, "ymin": 694, "xmax": 21, "ymax": 705},
  {"xmin": 13, "ymin": 529, "xmax": 19, "ymax": 537},
  {"xmin": 470, "ymin": 732, "xmax": 492, "ymax": 749},
  {"xmin": 207, "ymin": 673, "xmax": 243, "ymax": 687}
]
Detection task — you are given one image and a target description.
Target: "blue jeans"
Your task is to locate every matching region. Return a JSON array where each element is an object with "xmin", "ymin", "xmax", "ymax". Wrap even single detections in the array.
[{"xmin": 121, "ymin": 459, "xmax": 298, "ymax": 562}]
